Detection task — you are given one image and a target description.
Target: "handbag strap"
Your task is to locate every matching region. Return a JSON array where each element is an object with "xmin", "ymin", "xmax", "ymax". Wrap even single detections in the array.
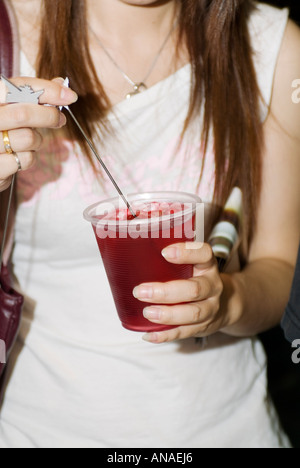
[
  {"xmin": 0, "ymin": 177, "xmax": 16, "ymax": 269},
  {"xmin": 0, "ymin": 0, "xmax": 20, "ymax": 77},
  {"xmin": 0, "ymin": 0, "xmax": 20, "ymax": 269}
]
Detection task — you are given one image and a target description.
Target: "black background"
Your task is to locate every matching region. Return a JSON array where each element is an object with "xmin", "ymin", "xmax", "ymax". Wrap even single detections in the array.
[{"xmin": 258, "ymin": 0, "xmax": 300, "ymax": 449}]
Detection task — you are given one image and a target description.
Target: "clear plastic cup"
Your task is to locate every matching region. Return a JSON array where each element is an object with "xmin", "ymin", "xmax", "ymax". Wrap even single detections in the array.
[{"xmin": 83, "ymin": 191, "xmax": 203, "ymax": 332}]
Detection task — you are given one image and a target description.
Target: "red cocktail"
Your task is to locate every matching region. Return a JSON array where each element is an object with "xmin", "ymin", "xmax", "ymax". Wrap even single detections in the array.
[{"xmin": 83, "ymin": 192, "xmax": 202, "ymax": 332}]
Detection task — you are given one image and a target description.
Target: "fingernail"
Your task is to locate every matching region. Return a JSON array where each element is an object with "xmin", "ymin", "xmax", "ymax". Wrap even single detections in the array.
[
  {"xmin": 142, "ymin": 333, "xmax": 159, "ymax": 343},
  {"xmin": 60, "ymin": 86, "xmax": 78, "ymax": 103},
  {"xmin": 143, "ymin": 307, "xmax": 162, "ymax": 320},
  {"xmin": 53, "ymin": 77, "xmax": 65, "ymax": 84},
  {"xmin": 133, "ymin": 286, "xmax": 153, "ymax": 299},
  {"xmin": 58, "ymin": 112, "xmax": 67, "ymax": 127},
  {"xmin": 162, "ymin": 246, "xmax": 180, "ymax": 260}
]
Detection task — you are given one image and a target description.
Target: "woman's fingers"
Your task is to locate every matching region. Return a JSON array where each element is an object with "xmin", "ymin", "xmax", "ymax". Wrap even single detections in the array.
[
  {"xmin": 161, "ymin": 242, "xmax": 215, "ymax": 270},
  {"xmin": 0, "ymin": 128, "xmax": 42, "ymax": 153},
  {"xmin": 143, "ymin": 299, "xmax": 218, "ymax": 326},
  {"xmin": 0, "ymin": 152, "xmax": 35, "ymax": 178},
  {"xmin": 133, "ymin": 243, "xmax": 219, "ymax": 304},
  {"xmin": 0, "ymin": 128, "xmax": 43, "ymax": 179},
  {"xmin": 0, "ymin": 175, "xmax": 13, "ymax": 192},
  {"xmin": 0, "ymin": 77, "xmax": 78, "ymax": 189},
  {"xmin": 133, "ymin": 277, "xmax": 213, "ymax": 304},
  {"xmin": 142, "ymin": 325, "xmax": 208, "ymax": 344},
  {"xmin": 0, "ymin": 76, "xmax": 78, "ymax": 107},
  {"xmin": 0, "ymin": 102, "xmax": 67, "ymax": 131},
  {"xmin": 0, "ymin": 76, "xmax": 78, "ymax": 131},
  {"xmin": 132, "ymin": 241, "xmax": 226, "ymax": 343}
]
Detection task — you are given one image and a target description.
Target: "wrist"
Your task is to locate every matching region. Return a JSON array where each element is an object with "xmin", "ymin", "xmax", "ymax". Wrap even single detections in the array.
[{"xmin": 219, "ymin": 272, "xmax": 245, "ymax": 336}]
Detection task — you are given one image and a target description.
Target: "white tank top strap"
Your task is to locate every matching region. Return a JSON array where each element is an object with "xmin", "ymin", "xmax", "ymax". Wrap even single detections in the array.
[{"xmin": 249, "ymin": 3, "xmax": 289, "ymax": 122}]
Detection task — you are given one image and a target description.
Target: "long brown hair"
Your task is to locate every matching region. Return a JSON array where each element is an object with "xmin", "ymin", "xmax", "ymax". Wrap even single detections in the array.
[{"xmin": 3, "ymin": 0, "xmax": 264, "ymax": 255}]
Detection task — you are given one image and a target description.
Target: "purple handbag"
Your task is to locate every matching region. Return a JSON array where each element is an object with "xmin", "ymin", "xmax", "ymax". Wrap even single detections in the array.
[
  {"xmin": 0, "ymin": 0, "xmax": 23, "ymax": 387},
  {"xmin": 0, "ymin": 178, "xmax": 24, "ymax": 380},
  {"xmin": 0, "ymin": 271, "xmax": 24, "ymax": 378}
]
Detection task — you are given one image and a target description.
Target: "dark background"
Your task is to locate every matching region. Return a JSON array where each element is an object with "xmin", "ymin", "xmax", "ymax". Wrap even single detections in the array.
[{"xmin": 258, "ymin": 0, "xmax": 300, "ymax": 449}]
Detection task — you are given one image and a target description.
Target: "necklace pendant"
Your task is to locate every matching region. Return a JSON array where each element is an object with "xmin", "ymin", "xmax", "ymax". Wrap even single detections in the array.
[{"xmin": 126, "ymin": 82, "xmax": 147, "ymax": 99}]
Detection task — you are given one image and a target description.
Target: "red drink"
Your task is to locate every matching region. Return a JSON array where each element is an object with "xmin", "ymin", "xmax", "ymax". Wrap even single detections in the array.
[{"xmin": 84, "ymin": 192, "xmax": 202, "ymax": 332}]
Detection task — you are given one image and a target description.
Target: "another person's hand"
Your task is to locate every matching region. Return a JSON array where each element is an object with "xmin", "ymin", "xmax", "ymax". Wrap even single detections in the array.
[
  {"xmin": 0, "ymin": 77, "xmax": 77, "ymax": 192},
  {"xmin": 133, "ymin": 242, "xmax": 227, "ymax": 343}
]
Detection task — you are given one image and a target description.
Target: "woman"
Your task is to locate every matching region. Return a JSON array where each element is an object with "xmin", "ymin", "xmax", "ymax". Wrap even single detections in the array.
[{"xmin": 0, "ymin": 0, "xmax": 299, "ymax": 448}]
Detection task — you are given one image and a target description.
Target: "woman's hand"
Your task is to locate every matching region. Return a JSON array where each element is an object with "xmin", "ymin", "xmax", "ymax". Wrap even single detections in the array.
[
  {"xmin": 0, "ymin": 76, "xmax": 78, "ymax": 192},
  {"xmin": 133, "ymin": 242, "xmax": 227, "ymax": 343}
]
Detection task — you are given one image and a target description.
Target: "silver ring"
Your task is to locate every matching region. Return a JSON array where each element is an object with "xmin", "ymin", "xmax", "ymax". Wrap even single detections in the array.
[{"xmin": 13, "ymin": 152, "xmax": 22, "ymax": 172}]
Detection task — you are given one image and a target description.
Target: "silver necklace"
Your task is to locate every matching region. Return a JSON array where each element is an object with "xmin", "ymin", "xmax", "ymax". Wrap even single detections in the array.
[{"xmin": 89, "ymin": 19, "xmax": 178, "ymax": 99}]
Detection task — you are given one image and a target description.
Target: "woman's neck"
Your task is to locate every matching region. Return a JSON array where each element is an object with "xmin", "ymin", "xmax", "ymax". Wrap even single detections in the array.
[
  {"xmin": 11, "ymin": 0, "xmax": 42, "ymax": 69},
  {"xmin": 87, "ymin": 0, "xmax": 179, "ymax": 47},
  {"xmin": 87, "ymin": 0, "xmax": 186, "ymax": 105}
]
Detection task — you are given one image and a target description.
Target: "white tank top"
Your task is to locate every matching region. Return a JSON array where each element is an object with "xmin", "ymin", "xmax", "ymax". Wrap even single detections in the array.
[{"xmin": 0, "ymin": 3, "xmax": 290, "ymax": 448}]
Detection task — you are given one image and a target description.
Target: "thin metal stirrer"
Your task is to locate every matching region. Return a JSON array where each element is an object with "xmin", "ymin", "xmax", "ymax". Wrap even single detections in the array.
[
  {"xmin": 64, "ymin": 105, "xmax": 136, "ymax": 217},
  {"xmin": 59, "ymin": 77, "xmax": 137, "ymax": 217},
  {"xmin": 0, "ymin": 75, "xmax": 137, "ymax": 218}
]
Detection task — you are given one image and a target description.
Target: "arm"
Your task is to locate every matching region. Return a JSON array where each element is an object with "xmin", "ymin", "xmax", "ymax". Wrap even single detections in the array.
[
  {"xmin": 134, "ymin": 20, "xmax": 300, "ymax": 343},
  {"xmin": 222, "ymin": 19, "xmax": 300, "ymax": 336}
]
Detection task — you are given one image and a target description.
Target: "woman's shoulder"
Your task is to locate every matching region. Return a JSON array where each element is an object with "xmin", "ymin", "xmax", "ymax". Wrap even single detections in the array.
[
  {"xmin": 269, "ymin": 18, "xmax": 300, "ymax": 139},
  {"xmin": 279, "ymin": 17, "xmax": 300, "ymax": 61},
  {"xmin": 249, "ymin": 2, "xmax": 289, "ymax": 28},
  {"xmin": 248, "ymin": 2, "xmax": 289, "ymax": 54},
  {"xmin": 248, "ymin": 3, "xmax": 291, "ymax": 121},
  {"xmin": 248, "ymin": 2, "xmax": 289, "ymax": 56},
  {"xmin": 248, "ymin": 1, "xmax": 300, "ymax": 63}
]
